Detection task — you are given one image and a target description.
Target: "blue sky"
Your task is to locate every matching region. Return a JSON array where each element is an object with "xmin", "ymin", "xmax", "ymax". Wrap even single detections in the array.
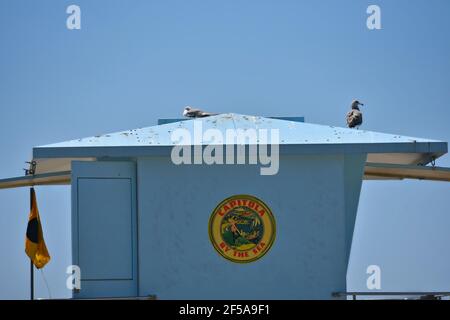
[{"xmin": 0, "ymin": 0, "xmax": 449, "ymax": 299}]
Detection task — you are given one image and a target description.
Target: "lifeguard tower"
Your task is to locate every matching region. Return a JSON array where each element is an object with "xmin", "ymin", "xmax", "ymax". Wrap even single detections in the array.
[{"xmin": 0, "ymin": 114, "xmax": 448, "ymax": 299}]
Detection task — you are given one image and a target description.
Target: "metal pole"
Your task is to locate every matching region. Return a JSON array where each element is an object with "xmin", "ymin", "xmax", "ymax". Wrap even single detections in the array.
[
  {"xmin": 30, "ymin": 260, "xmax": 34, "ymax": 300},
  {"xmin": 30, "ymin": 187, "xmax": 34, "ymax": 300}
]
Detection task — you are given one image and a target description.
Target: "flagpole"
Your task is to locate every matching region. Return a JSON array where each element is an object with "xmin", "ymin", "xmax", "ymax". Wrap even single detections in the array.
[
  {"xmin": 30, "ymin": 187, "xmax": 34, "ymax": 300},
  {"xmin": 30, "ymin": 260, "xmax": 34, "ymax": 300}
]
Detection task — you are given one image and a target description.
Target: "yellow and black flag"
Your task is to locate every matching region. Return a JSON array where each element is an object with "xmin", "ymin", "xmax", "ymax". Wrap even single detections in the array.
[{"xmin": 25, "ymin": 188, "xmax": 50, "ymax": 269}]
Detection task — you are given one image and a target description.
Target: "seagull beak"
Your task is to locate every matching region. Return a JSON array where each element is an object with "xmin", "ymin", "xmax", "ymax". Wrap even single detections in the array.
[{"xmin": 359, "ymin": 102, "xmax": 364, "ymax": 106}]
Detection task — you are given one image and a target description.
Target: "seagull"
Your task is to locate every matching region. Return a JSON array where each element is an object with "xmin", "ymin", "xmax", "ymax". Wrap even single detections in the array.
[
  {"xmin": 183, "ymin": 106, "xmax": 217, "ymax": 118},
  {"xmin": 346, "ymin": 100, "xmax": 365, "ymax": 129}
]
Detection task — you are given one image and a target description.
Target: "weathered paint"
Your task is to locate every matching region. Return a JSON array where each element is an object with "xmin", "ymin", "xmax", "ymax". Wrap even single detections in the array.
[
  {"xmin": 34, "ymin": 113, "xmax": 444, "ymax": 150},
  {"xmin": 32, "ymin": 114, "xmax": 447, "ymax": 167}
]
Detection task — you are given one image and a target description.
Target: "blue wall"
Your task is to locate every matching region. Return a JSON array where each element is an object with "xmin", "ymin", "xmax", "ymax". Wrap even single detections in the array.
[
  {"xmin": 136, "ymin": 154, "xmax": 366, "ymax": 299},
  {"xmin": 71, "ymin": 161, "xmax": 138, "ymax": 298}
]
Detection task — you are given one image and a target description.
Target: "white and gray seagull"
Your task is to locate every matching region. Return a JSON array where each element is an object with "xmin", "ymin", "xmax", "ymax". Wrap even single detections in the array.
[
  {"xmin": 183, "ymin": 106, "xmax": 217, "ymax": 118},
  {"xmin": 346, "ymin": 100, "xmax": 365, "ymax": 129}
]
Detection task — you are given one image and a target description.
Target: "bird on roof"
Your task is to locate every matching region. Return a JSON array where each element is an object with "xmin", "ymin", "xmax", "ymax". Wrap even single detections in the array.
[
  {"xmin": 346, "ymin": 100, "xmax": 365, "ymax": 129},
  {"xmin": 183, "ymin": 106, "xmax": 217, "ymax": 118}
]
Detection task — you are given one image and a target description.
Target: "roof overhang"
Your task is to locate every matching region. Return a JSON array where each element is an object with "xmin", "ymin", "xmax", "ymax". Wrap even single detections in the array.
[
  {"xmin": 0, "ymin": 114, "xmax": 448, "ymax": 188},
  {"xmin": 364, "ymin": 163, "xmax": 450, "ymax": 181},
  {"xmin": 33, "ymin": 142, "xmax": 447, "ymax": 163},
  {"xmin": 0, "ymin": 171, "xmax": 71, "ymax": 189},
  {"xmin": 31, "ymin": 142, "xmax": 446, "ymax": 178},
  {"xmin": 31, "ymin": 113, "xmax": 447, "ymax": 168}
]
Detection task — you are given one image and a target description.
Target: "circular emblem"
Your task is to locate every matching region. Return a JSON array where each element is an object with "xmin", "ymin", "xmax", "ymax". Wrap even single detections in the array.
[{"xmin": 209, "ymin": 195, "xmax": 276, "ymax": 263}]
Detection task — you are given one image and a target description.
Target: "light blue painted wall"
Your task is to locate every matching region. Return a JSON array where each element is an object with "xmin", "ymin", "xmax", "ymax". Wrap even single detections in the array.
[
  {"xmin": 344, "ymin": 154, "xmax": 367, "ymax": 263},
  {"xmin": 71, "ymin": 161, "xmax": 138, "ymax": 298},
  {"xmin": 136, "ymin": 154, "xmax": 366, "ymax": 299}
]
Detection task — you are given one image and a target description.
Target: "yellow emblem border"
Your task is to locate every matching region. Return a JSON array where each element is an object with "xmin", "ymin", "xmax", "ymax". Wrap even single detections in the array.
[{"xmin": 208, "ymin": 194, "xmax": 276, "ymax": 263}]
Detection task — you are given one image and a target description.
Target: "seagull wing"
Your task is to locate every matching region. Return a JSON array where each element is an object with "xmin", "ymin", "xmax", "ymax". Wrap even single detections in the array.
[
  {"xmin": 346, "ymin": 110, "xmax": 363, "ymax": 128},
  {"xmin": 197, "ymin": 111, "xmax": 218, "ymax": 117}
]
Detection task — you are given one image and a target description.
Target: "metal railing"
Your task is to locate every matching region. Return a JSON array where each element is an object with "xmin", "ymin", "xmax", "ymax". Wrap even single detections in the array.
[{"xmin": 333, "ymin": 292, "xmax": 450, "ymax": 300}]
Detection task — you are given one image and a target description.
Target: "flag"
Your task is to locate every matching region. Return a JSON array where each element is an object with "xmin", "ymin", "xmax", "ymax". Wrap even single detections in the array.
[{"xmin": 25, "ymin": 188, "xmax": 50, "ymax": 269}]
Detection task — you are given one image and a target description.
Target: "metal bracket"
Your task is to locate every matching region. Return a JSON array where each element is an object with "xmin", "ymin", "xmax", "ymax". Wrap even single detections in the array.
[
  {"xmin": 431, "ymin": 156, "xmax": 436, "ymax": 168},
  {"xmin": 24, "ymin": 161, "xmax": 37, "ymax": 176}
]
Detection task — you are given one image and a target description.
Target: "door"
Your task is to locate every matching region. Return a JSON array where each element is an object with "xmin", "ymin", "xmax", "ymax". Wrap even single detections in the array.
[{"xmin": 71, "ymin": 161, "xmax": 137, "ymax": 298}]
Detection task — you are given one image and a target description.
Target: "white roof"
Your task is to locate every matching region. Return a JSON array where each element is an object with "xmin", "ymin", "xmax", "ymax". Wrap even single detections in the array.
[{"xmin": 0, "ymin": 114, "xmax": 447, "ymax": 187}]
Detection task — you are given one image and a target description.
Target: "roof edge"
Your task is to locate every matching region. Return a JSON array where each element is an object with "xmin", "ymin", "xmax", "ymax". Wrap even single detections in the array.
[{"xmin": 33, "ymin": 141, "xmax": 447, "ymax": 161}]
